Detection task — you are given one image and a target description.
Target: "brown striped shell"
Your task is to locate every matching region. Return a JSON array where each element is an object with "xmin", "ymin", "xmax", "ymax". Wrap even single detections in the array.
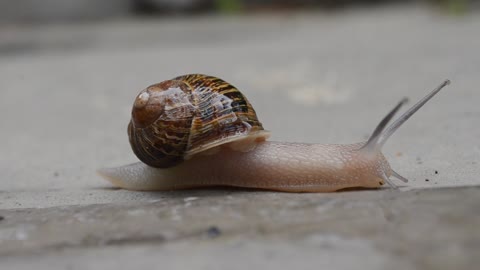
[{"xmin": 128, "ymin": 74, "xmax": 270, "ymax": 168}]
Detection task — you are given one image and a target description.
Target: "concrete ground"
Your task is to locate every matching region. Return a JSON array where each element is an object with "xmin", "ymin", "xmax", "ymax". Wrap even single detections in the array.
[{"xmin": 0, "ymin": 4, "xmax": 479, "ymax": 269}]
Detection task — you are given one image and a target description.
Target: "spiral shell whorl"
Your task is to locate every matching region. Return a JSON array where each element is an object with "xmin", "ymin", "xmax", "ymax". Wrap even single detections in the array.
[{"xmin": 128, "ymin": 74, "xmax": 267, "ymax": 168}]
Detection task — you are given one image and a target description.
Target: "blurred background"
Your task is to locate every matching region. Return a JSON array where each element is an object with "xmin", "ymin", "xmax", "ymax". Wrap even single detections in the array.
[{"xmin": 0, "ymin": 0, "xmax": 478, "ymax": 23}]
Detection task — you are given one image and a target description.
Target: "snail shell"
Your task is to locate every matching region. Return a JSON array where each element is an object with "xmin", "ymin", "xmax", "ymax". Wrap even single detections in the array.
[{"xmin": 128, "ymin": 74, "xmax": 270, "ymax": 168}]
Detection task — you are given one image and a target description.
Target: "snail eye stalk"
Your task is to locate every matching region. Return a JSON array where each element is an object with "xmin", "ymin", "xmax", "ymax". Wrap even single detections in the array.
[{"xmin": 362, "ymin": 80, "xmax": 450, "ymax": 152}]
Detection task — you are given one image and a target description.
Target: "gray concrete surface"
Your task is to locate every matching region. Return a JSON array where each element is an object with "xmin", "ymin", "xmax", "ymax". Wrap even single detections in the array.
[
  {"xmin": 0, "ymin": 4, "xmax": 479, "ymax": 269},
  {"xmin": 1, "ymin": 188, "xmax": 479, "ymax": 269}
]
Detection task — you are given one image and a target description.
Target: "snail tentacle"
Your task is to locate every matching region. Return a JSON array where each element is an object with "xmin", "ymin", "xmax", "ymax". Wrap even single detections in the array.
[
  {"xmin": 361, "ymin": 98, "xmax": 408, "ymax": 152},
  {"xmin": 391, "ymin": 170, "xmax": 409, "ymax": 183},
  {"xmin": 376, "ymin": 80, "xmax": 451, "ymax": 150}
]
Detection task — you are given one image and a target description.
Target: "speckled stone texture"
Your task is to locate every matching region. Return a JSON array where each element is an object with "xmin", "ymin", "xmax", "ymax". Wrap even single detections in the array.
[{"xmin": 1, "ymin": 188, "xmax": 479, "ymax": 269}]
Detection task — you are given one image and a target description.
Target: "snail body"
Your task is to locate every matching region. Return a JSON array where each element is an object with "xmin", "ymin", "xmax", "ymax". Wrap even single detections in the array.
[{"xmin": 99, "ymin": 75, "xmax": 451, "ymax": 192}]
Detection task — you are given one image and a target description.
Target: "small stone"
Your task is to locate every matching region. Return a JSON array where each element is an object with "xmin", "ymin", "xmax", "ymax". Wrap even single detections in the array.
[
  {"xmin": 206, "ymin": 226, "xmax": 221, "ymax": 238},
  {"xmin": 425, "ymin": 179, "xmax": 430, "ymax": 182},
  {"xmin": 0, "ymin": 216, "xmax": 4, "ymax": 221},
  {"xmin": 434, "ymin": 170, "xmax": 438, "ymax": 174}
]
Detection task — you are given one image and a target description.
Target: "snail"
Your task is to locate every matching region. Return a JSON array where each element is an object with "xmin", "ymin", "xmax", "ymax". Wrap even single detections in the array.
[{"xmin": 98, "ymin": 74, "xmax": 451, "ymax": 192}]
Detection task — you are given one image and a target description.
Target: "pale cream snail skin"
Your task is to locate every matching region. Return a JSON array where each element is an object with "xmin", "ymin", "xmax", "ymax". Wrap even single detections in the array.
[{"xmin": 98, "ymin": 75, "xmax": 451, "ymax": 192}]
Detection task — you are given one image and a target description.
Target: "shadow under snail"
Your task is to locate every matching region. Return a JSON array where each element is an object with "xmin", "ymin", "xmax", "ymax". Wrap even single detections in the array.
[{"xmin": 98, "ymin": 74, "xmax": 451, "ymax": 192}]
